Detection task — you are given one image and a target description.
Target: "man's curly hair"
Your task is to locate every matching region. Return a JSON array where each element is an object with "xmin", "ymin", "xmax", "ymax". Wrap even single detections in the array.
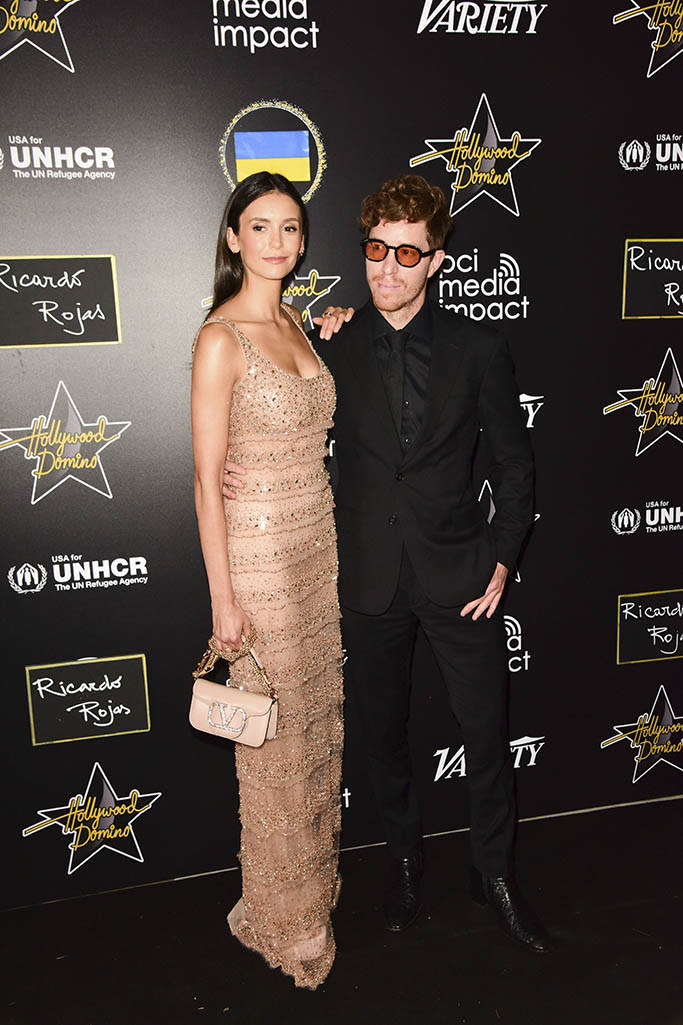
[{"xmin": 360, "ymin": 174, "xmax": 451, "ymax": 249}]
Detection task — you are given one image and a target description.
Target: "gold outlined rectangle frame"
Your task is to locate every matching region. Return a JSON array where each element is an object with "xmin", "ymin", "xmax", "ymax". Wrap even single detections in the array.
[
  {"xmin": 25, "ymin": 653, "xmax": 150, "ymax": 746},
  {"xmin": 0, "ymin": 254, "xmax": 122, "ymax": 348},
  {"xmin": 622, "ymin": 239, "xmax": 683, "ymax": 320},
  {"xmin": 617, "ymin": 588, "xmax": 683, "ymax": 665}
]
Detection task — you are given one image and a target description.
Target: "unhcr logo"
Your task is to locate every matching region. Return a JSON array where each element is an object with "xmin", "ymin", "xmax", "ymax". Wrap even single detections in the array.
[
  {"xmin": 618, "ymin": 139, "xmax": 651, "ymax": 171},
  {"xmin": 7, "ymin": 562, "xmax": 48, "ymax": 594}
]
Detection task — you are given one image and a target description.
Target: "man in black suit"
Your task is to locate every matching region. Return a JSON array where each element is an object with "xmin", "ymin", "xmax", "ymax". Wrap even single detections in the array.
[{"xmin": 311, "ymin": 174, "xmax": 551, "ymax": 953}]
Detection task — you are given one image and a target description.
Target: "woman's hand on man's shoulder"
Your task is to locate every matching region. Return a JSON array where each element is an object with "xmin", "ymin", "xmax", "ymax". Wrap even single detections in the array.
[{"xmin": 312, "ymin": 306, "xmax": 355, "ymax": 340}]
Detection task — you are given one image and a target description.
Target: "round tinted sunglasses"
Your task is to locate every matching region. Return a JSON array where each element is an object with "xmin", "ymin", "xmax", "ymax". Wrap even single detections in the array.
[{"xmin": 361, "ymin": 237, "xmax": 436, "ymax": 268}]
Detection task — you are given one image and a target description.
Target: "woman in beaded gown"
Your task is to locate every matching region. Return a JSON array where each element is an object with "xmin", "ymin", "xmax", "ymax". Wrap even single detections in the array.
[{"xmin": 191, "ymin": 173, "xmax": 344, "ymax": 989}]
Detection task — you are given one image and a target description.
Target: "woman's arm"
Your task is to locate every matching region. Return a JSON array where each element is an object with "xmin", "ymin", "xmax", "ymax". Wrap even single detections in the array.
[{"xmin": 191, "ymin": 322, "xmax": 250, "ymax": 649}]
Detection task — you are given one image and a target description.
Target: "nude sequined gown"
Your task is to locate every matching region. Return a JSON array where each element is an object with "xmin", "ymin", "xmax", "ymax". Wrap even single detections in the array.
[{"xmin": 202, "ymin": 309, "xmax": 343, "ymax": 989}]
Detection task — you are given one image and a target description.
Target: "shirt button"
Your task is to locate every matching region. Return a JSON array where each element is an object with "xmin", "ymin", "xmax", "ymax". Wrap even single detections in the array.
[
  {"xmin": 403, "ymin": 437, "xmax": 411, "ymax": 446},
  {"xmin": 403, "ymin": 399, "xmax": 409, "ymax": 407},
  {"xmin": 395, "ymin": 472, "xmax": 404, "ymax": 482},
  {"xmin": 388, "ymin": 514, "xmax": 398, "ymax": 526}
]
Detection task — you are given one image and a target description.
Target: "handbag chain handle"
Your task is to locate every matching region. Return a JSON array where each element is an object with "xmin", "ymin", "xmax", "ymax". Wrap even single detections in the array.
[{"xmin": 192, "ymin": 628, "xmax": 276, "ymax": 699}]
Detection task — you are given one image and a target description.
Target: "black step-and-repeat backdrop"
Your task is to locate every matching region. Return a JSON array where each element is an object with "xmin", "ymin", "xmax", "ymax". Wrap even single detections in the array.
[{"xmin": 2, "ymin": 1, "xmax": 682, "ymax": 909}]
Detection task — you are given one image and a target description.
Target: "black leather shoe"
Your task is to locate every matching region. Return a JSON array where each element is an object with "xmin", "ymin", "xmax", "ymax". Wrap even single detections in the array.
[
  {"xmin": 383, "ymin": 849, "xmax": 424, "ymax": 932},
  {"xmin": 470, "ymin": 867, "xmax": 555, "ymax": 954}
]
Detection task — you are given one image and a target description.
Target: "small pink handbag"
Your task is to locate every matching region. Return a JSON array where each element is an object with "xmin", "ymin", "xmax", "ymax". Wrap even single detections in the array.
[{"xmin": 190, "ymin": 631, "xmax": 278, "ymax": 747}]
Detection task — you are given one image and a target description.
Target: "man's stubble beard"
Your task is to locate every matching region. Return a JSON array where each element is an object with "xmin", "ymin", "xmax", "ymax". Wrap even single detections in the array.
[{"xmin": 369, "ymin": 276, "xmax": 429, "ymax": 315}]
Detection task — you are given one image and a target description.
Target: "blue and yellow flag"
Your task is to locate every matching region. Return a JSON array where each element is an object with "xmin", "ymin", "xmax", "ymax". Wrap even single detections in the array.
[{"xmin": 234, "ymin": 130, "xmax": 311, "ymax": 182}]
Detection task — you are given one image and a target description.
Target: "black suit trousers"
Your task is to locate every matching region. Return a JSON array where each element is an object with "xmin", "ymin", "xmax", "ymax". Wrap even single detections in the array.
[{"xmin": 342, "ymin": 549, "xmax": 516, "ymax": 876}]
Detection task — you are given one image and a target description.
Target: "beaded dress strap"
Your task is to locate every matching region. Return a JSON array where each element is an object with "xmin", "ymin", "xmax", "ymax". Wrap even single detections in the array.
[
  {"xmin": 280, "ymin": 302, "xmax": 324, "ymax": 375},
  {"xmin": 280, "ymin": 302, "xmax": 298, "ymax": 327},
  {"xmin": 280, "ymin": 301, "xmax": 312, "ymax": 341},
  {"xmin": 204, "ymin": 316, "xmax": 233, "ymax": 327}
]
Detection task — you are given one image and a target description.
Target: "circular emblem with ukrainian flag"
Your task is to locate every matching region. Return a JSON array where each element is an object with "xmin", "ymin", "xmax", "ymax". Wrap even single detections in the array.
[{"xmin": 219, "ymin": 99, "xmax": 326, "ymax": 202}]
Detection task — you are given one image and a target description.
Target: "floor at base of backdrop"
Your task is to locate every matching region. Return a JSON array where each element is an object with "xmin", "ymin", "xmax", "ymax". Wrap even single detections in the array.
[{"xmin": 5, "ymin": 799, "xmax": 682, "ymax": 1025}]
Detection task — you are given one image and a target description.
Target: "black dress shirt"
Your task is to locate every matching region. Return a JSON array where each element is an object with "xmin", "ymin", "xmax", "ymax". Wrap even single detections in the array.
[{"xmin": 372, "ymin": 302, "xmax": 433, "ymax": 450}]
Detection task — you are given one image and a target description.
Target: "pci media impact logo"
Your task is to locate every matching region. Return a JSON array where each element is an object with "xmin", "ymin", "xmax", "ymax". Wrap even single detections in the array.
[
  {"xmin": 219, "ymin": 99, "xmax": 325, "ymax": 202},
  {"xmin": 601, "ymin": 686, "xmax": 683, "ymax": 782},
  {"xmin": 0, "ymin": 0, "xmax": 82, "ymax": 72},
  {"xmin": 603, "ymin": 348, "xmax": 683, "ymax": 456},
  {"xmin": 613, "ymin": 1, "xmax": 683, "ymax": 79},
  {"xmin": 212, "ymin": 0, "xmax": 319, "ymax": 53},
  {"xmin": 505, "ymin": 614, "xmax": 531, "ymax": 671},
  {"xmin": 409, "ymin": 93, "xmax": 541, "ymax": 217},
  {"xmin": 417, "ymin": 1, "xmax": 547, "ymax": 34},
  {"xmin": 22, "ymin": 762, "xmax": 161, "ymax": 874},
  {"xmin": 0, "ymin": 380, "xmax": 130, "ymax": 503},
  {"xmin": 438, "ymin": 249, "xmax": 530, "ymax": 320}
]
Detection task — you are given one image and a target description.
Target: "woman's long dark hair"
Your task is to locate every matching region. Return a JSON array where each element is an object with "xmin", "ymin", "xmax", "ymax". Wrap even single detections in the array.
[{"xmin": 209, "ymin": 172, "xmax": 308, "ymax": 315}]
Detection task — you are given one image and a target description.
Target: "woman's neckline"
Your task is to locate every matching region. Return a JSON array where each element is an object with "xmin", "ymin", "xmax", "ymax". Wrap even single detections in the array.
[{"xmin": 207, "ymin": 307, "xmax": 323, "ymax": 381}]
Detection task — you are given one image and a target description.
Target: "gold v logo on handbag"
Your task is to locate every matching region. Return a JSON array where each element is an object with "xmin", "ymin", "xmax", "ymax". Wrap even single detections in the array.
[{"xmin": 189, "ymin": 631, "xmax": 278, "ymax": 747}]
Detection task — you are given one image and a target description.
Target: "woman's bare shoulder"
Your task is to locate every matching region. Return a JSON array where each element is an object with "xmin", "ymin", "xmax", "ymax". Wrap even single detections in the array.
[{"xmin": 193, "ymin": 315, "xmax": 244, "ymax": 378}]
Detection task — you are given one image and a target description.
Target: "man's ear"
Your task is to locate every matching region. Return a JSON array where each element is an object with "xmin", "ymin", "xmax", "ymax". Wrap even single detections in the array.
[{"xmin": 427, "ymin": 249, "xmax": 446, "ymax": 279}]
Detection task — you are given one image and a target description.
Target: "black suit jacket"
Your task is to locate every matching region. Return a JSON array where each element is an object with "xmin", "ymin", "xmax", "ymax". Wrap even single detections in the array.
[{"xmin": 312, "ymin": 300, "xmax": 534, "ymax": 614}]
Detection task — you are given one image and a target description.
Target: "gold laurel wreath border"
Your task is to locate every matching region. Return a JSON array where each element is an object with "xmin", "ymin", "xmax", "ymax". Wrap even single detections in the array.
[{"xmin": 218, "ymin": 98, "xmax": 327, "ymax": 203}]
